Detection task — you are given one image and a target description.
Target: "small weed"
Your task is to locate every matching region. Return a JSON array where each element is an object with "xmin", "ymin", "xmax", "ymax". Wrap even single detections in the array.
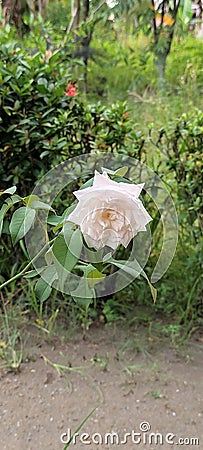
[
  {"xmin": 42, "ymin": 354, "xmax": 104, "ymax": 402},
  {"xmin": 123, "ymin": 364, "xmax": 146, "ymax": 375},
  {"xmin": 0, "ymin": 297, "xmax": 24, "ymax": 371},
  {"xmin": 90, "ymin": 352, "xmax": 110, "ymax": 372},
  {"xmin": 34, "ymin": 308, "xmax": 59, "ymax": 338},
  {"xmin": 149, "ymin": 390, "xmax": 163, "ymax": 399},
  {"xmin": 162, "ymin": 324, "xmax": 183, "ymax": 347}
]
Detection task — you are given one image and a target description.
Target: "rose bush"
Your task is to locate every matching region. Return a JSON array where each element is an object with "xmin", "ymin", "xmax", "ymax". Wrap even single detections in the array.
[
  {"xmin": 67, "ymin": 171, "xmax": 152, "ymax": 251},
  {"xmin": 0, "ymin": 166, "xmax": 157, "ymax": 308}
]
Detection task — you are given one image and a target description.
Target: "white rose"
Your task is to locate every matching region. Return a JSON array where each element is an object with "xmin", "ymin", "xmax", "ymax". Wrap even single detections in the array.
[{"xmin": 66, "ymin": 170, "xmax": 152, "ymax": 250}]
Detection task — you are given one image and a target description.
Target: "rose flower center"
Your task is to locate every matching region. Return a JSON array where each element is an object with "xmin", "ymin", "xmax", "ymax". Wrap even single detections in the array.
[{"xmin": 100, "ymin": 209, "xmax": 113, "ymax": 221}]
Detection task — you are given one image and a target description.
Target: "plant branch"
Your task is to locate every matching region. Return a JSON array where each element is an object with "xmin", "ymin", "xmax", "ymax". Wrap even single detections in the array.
[
  {"xmin": 88, "ymin": 0, "xmax": 106, "ymax": 21},
  {"xmin": 0, "ymin": 238, "xmax": 56, "ymax": 291}
]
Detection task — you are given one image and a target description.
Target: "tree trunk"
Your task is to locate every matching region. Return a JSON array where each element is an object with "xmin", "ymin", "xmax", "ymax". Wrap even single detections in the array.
[
  {"xmin": 70, "ymin": 0, "xmax": 81, "ymax": 30},
  {"xmin": 82, "ymin": 0, "xmax": 90, "ymax": 22},
  {"xmin": 155, "ymin": 54, "xmax": 167, "ymax": 88},
  {"xmin": 151, "ymin": 0, "xmax": 181, "ymax": 85},
  {"xmin": 1, "ymin": 0, "xmax": 47, "ymax": 31},
  {"xmin": 75, "ymin": 0, "xmax": 81, "ymax": 29},
  {"xmin": 81, "ymin": 1, "xmax": 90, "ymax": 93},
  {"xmin": 2, "ymin": 0, "xmax": 26, "ymax": 30}
]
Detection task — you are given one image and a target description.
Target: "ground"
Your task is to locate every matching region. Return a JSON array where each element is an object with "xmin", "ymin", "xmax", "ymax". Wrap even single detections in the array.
[{"xmin": 0, "ymin": 323, "xmax": 203, "ymax": 450}]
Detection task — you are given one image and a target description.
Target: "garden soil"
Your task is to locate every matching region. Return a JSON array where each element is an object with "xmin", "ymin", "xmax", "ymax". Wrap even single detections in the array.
[{"xmin": 0, "ymin": 323, "xmax": 203, "ymax": 450}]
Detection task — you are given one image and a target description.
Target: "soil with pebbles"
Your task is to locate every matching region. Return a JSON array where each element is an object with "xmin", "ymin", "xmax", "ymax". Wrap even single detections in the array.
[{"xmin": 0, "ymin": 323, "xmax": 203, "ymax": 450}]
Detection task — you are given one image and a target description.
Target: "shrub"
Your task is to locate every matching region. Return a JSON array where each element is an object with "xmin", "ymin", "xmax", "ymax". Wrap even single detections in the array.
[
  {"xmin": 156, "ymin": 109, "xmax": 203, "ymax": 243},
  {"xmin": 0, "ymin": 29, "xmax": 145, "ymax": 284},
  {"xmin": 0, "ymin": 39, "xmax": 142, "ymax": 196},
  {"xmin": 142, "ymin": 110, "xmax": 203, "ymax": 323}
]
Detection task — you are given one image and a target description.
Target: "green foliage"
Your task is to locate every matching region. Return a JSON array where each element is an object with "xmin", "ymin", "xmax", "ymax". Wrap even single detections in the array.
[
  {"xmin": 44, "ymin": 0, "xmax": 71, "ymax": 30},
  {"xmin": 0, "ymin": 167, "xmax": 157, "ymax": 329},
  {"xmin": 0, "ymin": 38, "xmax": 70, "ymax": 193},
  {"xmin": 124, "ymin": 109, "xmax": 203, "ymax": 329},
  {"xmin": 178, "ymin": 0, "xmax": 193, "ymax": 31},
  {"xmin": 0, "ymin": 26, "xmax": 140, "ymax": 288},
  {"xmin": 0, "ymin": 27, "xmax": 139, "ymax": 197},
  {"xmin": 153, "ymin": 110, "xmax": 203, "ymax": 325},
  {"xmin": 87, "ymin": 27, "xmax": 203, "ymax": 103},
  {"xmin": 156, "ymin": 109, "xmax": 203, "ymax": 242},
  {"xmin": 166, "ymin": 36, "xmax": 203, "ymax": 88},
  {"xmin": 88, "ymin": 30, "xmax": 156, "ymax": 100}
]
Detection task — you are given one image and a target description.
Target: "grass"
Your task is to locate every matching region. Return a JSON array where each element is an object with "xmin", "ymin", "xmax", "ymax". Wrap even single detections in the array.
[
  {"xmin": 0, "ymin": 297, "xmax": 24, "ymax": 371},
  {"xmin": 61, "ymin": 407, "xmax": 97, "ymax": 450},
  {"xmin": 127, "ymin": 87, "xmax": 202, "ymax": 131},
  {"xmin": 42, "ymin": 354, "xmax": 104, "ymax": 402}
]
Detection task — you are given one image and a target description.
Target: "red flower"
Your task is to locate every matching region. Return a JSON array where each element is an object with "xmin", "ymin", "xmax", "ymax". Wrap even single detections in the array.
[{"xmin": 64, "ymin": 82, "xmax": 77, "ymax": 97}]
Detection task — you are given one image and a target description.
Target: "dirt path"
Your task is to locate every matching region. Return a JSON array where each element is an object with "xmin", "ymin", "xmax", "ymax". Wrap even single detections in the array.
[{"xmin": 0, "ymin": 324, "xmax": 203, "ymax": 450}]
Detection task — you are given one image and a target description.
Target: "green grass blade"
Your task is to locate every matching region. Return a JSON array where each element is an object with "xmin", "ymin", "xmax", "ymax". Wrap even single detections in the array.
[{"xmin": 62, "ymin": 407, "xmax": 97, "ymax": 449}]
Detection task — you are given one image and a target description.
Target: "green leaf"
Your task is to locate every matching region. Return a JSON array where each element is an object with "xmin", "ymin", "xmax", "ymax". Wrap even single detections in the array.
[
  {"xmin": 101, "ymin": 167, "xmax": 115, "ymax": 175},
  {"xmin": 52, "ymin": 225, "xmax": 75, "ymax": 290},
  {"xmin": 75, "ymin": 263, "xmax": 96, "ymax": 276},
  {"xmin": 0, "ymin": 204, "xmax": 8, "ymax": 236},
  {"xmin": 53, "ymin": 206, "xmax": 76, "ymax": 233},
  {"xmin": 107, "ymin": 257, "xmax": 141, "ymax": 277},
  {"xmin": 79, "ymin": 177, "xmax": 94, "ymax": 190},
  {"xmin": 31, "ymin": 200, "xmax": 54, "ymax": 211},
  {"xmin": 25, "ymin": 195, "xmax": 55, "ymax": 212},
  {"xmin": 53, "ymin": 228, "xmax": 82, "ymax": 271},
  {"xmin": 35, "ymin": 278, "xmax": 52, "ymax": 302},
  {"xmin": 87, "ymin": 269, "xmax": 106, "ymax": 288},
  {"xmin": 53, "ymin": 235, "xmax": 74, "ymax": 271},
  {"xmin": 112, "ymin": 176, "xmax": 131, "ymax": 184},
  {"xmin": 24, "ymin": 194, "xmax": 39, "ymax": 206},
  {"xmin": 71, "ymin": 278, "xmax": 95, "ymax": 308},
  {"xmin": 62, "ymin": 220, "xmax": 75, "ymax": 242},
  {"xmin": 45, "ymin": 247, "xmax": 54, "ymax": 265},
  {"xmin": 37, "ymin": 77, "xmax": 48, "ymax": 88},
  {"xmin": 34, "ymin": 266, "xmax": 58, "ymax": 301},
  {"xmin": 0, "ymin": 196, "xmax": 22, "ymax": 236},
  {"xmin": 40, "ymin": 151, "xmax": 50, "ymax": 159},
  {"xmin": 3, "ymin": 106, "xmax": 12, "ymax": 116},
  {"xmin": 47, "ymin": 215, "xmax": 63, "ymax": 226},
  {"xmin": 101, "ymin": 166, "xmax": 128, "ymax": 178},
  {"xmin": 113, "ymin": 166, "xmax": 128, "ymax": 177},
  {"xmin": 9, "ymin": 207, "xmax": 36, "ymax": 245},
  {"xmin": 24, "ymin": 268, "xmax": 45, "ymax": 279},
  {"xmin": 5, "ymin": 195, "xmax": 21, "ymax": 206},
  {"xmin": 100, "ymin": 168, "xmax": 131, "ymax": 184},
  {"xmin": 30, "ymin": 200, "xmax": 54, "ymax": 212},
  {"xmin": 68, "ymin": 228, "xmax": 83, "ymax": 260},
  {"xmin": 43, "ymin": 265, "xmax": 58, "ymax": 285},
  {"xmin": 103, "ymin": 252, "xmax": 113, "ymax": 262},
  {"xmin": 0, "ymin": 186, "xmax": 17, "ymax": 196},
  {"xmin": 108, "ymin": 257, "xmax": 157, "ymax": 303},
  {"xmin": 179, "ymin": 0, "xmax": 192, "ymax": 24}
]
